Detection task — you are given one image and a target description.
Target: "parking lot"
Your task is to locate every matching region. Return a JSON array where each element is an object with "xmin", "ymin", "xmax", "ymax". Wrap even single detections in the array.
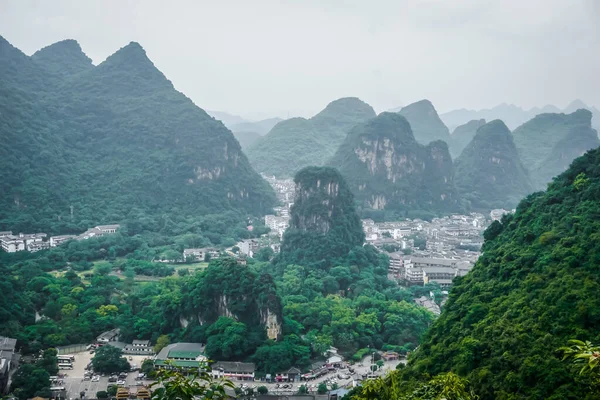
[{"xmin": 60, "ymin": 352, "xmax": 153, "ymax": 400}]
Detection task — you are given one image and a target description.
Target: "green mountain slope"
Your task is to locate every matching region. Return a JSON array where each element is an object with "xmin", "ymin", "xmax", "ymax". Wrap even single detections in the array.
[
  {"xmin": 449, "ymin": 118, "xmax": 486, "ymax": 159},
  {"xmin": 454, "ymin": 120, "xmax": 532, "ymax": 210},
  {"xmin": 328, "ymin": 112, "xmax": 463, "ymax": 218},
  {"xmin": 230, "ymin": 118, "xmax": 283, "ymax": 135},
  {"xmin": 247, "ymin": 98, "xmax": 376, "ymax": 177},
  {"xmin": 407, "ymin": 147, "xmax": 600, "ymax": 399},
  {"xmin": 513, "ymin": 109, "xmax": 599, "ymax": 189},
  {"xmin": 277, "ymin": 166, "xmax": 365, "ymax": 268},
  {"xmin": 0, "ymin": 38, "xmax": 275, "ymax": 233},
  {"xmin": 398, "ymin": 99, "xmax": 451, "ymax": 145},
  {"xmin": 233, "ymin": 130, "xmax": 262, "ymax": 150},
  {"xmin": 32, "ymin": 39, "xmax": 93, "ymax": 78}
]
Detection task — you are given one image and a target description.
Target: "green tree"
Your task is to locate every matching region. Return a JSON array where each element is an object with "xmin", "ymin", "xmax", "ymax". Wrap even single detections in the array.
[
  {"xmin": 149, "ymin": 361, "xmax": 233, "ymax": 400},
  {"xmin": 10, "ymin": 364, "xmax": 50, "ymax": 400},
  {"xmin": 257, "ymin": 386, "xmax": 268, "ymax": 394},
  {"xmin": 298, "ymin": 385, "xmax": 308, "ymax": 394},
  {"xmin": 107, "ymin": 385, "xmax": 118, "ymax": 396},
  {"xmin": 96, "ymin": 391, "xmax": 108, "ymax": 399},
  {"xmin": 91, "ymin": 345, "xmax": 131, "ymax": 374},
  {"xmin": 155, "ymin": 334, "xmax": 171, "ymax": 353},
  {"xmin": 317, "ymin": 383, "xmax": 328, "ymax": 394}
]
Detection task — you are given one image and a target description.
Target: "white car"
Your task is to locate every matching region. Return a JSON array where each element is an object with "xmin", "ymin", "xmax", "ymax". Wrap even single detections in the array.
[
  {"xmin": 91, "ymin": 376, "xmax": 100, "ymax": 382},
  {"xmin": 117, "ymin": 380, "xmax": 126, "ymax": 386}
]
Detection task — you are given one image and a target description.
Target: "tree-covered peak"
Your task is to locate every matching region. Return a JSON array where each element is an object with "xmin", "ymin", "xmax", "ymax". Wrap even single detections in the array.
[
  {"xmin": 398, "ymin": 99, "xmax": 450, "ymax": 145},
  {"xmin": 472, "ymin": 119, "xmax": 512, "ymax": 141},
  {"xmin": 407, "ymin": 146, "xmax": 600, "ymax": 398},
  {"xmin": 89, "ymin": 41, "xmax": 173, "ymax": 94},
  {"xmin": 449, "ymin": 118, "xmax": 486, "ymax": 158},
  {"xmin": 455, "ymin": 119, "xmax": 532, "ymax": 210},
  {"xmin": 312, "ymin": 97, "xmax": 376, "ymax": 124},
  {"xmin": 32, "ymin": 39, "xmax": 93, "ymax": 77},
  {"xmin": 356, "ymin": 111, "xmax": 416, "ymax": 143},
  {"xmin": 278, "ymin": 166, "xmax": 365, "ymax": 268}
]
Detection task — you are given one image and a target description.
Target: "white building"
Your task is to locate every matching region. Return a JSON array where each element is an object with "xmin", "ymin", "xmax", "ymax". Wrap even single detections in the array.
[
  {"xmin": 0, "ymin": 233, "xmax": 47, "ymax": 253},
  {"xmin": 50, "ymin": 235, "xmax": 77, "ymax": 247}
]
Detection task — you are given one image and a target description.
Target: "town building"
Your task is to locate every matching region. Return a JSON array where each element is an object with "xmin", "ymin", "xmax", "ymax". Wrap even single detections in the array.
[
  {"xmin": 49, "ymin": 235, "xmax": 77, "ymax": 247},
  {"xmin": 124, "ymin": 340, "xmax": 154, "ymax": 355},
  {"xmin": 0, "ymin": 233, "xmax": 47, "ymax": 253},
  {"xmin": 0, "ymin": 336, "xmax": 17, "ymax": 394},
  {"xmin": 77, "ymin": 224, "xmax": 120, "ymax": 240},
  {"xmin": 154, "ymin": 342, "xmax": 207, "ymax": 369},
  {"xmin": 274, "ymin": 367, "xmax": 301, "ymax": 382},
  {"xmin": 237, "ymin": 239, "xmax": 260, "ymax": 257},
  {"xmin": 97, "ymin": 328, "xmax": 120, "ymax": 343},
  {"xmin": 183, "ymin": 248, "xmax": 219, "ymax": 262},
  {"xmin": 388, "ymin": 252, "xmax": 404, "ymax": 276},
  {"xmin": 211, "ymin": 361, "xmax": 255, "ymax": 381}
]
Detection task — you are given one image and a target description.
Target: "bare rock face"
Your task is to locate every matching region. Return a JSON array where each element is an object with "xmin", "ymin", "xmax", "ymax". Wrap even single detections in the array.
[{"xmin": 328, "ymin": 112, "xmax": 462, "ymax": 216}]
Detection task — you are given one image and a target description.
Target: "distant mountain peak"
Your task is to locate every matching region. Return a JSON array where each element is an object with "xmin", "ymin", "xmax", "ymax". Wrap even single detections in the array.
[
  {"xmin": 399, "ymin": 99, "xmax": 450, "ymax": 145},
  {"xmin": 32, "ymin": 39, "xmax": 93, "ymax": 77},
  {"xmin": 92, "ymin": 41, "xmax": 173, "ymax": 92}
]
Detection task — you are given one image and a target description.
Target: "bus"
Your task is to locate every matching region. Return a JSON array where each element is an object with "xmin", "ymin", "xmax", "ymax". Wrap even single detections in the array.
[
  {"xmin": 57, "ymin": 355, "xmax": 75, "ymax": 363},
  {"xmin": 58, "ymin": 363, "xmax": 73, "ymax": 370}
]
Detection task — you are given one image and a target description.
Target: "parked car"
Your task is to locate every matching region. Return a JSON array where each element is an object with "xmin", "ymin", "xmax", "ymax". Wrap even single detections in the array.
[
  {"xmin": 108, "ymin": 376, "xmax": 117, "ymax": 382},
  {"xmin": 117, "ymin": 380, "xmax": 126, "ymax": 386},
  {"xmin": 91, "ymin": 376, "xmax": 100, "ymax": 382}
]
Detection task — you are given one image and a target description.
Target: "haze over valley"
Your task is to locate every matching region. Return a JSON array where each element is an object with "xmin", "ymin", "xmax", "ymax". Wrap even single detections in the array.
[{"xmin": 1, "ymin": 2, "xmax": 600, "ymax": 399}]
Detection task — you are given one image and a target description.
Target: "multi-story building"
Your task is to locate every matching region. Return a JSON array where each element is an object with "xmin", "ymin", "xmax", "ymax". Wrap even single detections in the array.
[
  {"xmin": 183, "ymin": 248, "xmax": 219, "ymax": 262},
  {"xmin": 124, "ymin": 340, "xmax": 154, "ymax": 355},
  {"xmin": 211, "ymin": 361, "xmax": 256, "ymax": 381},
  {"xmin": 0, "ymin": 233, "xmax": 47, "ymax": 253}
]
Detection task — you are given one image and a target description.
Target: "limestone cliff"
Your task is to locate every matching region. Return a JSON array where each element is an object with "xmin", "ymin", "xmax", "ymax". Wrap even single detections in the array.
[
  {"xmin": 278, "ymin": 167, "xmax": 365, "ymax": 268},
  {"xmin": 328, "ymin": 112, "xmax": 462, "ymax": 216},
  {"xmin": 183, "ymin": 258, "xmax": 283, "ymax": 340}
]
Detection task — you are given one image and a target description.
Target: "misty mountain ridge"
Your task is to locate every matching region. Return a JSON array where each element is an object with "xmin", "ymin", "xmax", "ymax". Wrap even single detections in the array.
[
  {"xmin": 398, "ymin": 99, "xmax": 451, "ymax": 145},
  {"xmin": 0, "ymin": 36, "xmax": 275, "ymax": 233},
  {"xmin": 441, "ymin": 100, "xmax": 600, "ymax": 132},
  {"xmin": 246, "ymin": 97, "xmax": 376, "ymax": 177},
  {"xmin": 328, "ymin": 112, "xmax": 463, "ymax": 219}
]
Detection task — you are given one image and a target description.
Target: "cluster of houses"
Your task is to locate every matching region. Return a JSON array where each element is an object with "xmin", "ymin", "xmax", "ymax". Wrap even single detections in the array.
[
  {"xmin": 387, "ymin": 254, "xmax": 474, "ymax": 289},
  {"xmin": 0, "ymin": 224, "xmax": 120, "ymax": 253}
]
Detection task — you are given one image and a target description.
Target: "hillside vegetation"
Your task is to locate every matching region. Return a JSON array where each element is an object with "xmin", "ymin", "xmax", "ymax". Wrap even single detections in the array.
[
  {"xmin": 454, "ymin": 120, "xmax": 532, "ymax": 210},
  {"xmin": 402, "ymin": 147, "xmax": 600, "ymax": 399},
  {"xmin": 513, "ymin": 109, "xmax": 599, "ymax": 189},
  {"xmin": 398, "ymin": 99, "xmax": 451, "ymax": 145},
  {"xmin": 0, "ymin": 37, "xmax": 275, "ymax": 235},
  {"xmin": 329, "ymin": 112, "xmax": 463, "ymax": 220},
  {"xmin": 247, "ymin": 98, "xmax": 376, "ymax": 177}
]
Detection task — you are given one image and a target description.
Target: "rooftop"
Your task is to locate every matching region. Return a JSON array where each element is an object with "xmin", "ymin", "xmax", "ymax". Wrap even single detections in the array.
[{"xmin": 156, "ymin": 342, "xmax": 205, "ymax": 361}]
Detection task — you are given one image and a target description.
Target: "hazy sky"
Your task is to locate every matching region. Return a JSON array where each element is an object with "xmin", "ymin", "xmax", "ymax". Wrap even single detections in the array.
[{"xmin": 1, "ymin": 0, "xmax": 599, "ymax": 120}]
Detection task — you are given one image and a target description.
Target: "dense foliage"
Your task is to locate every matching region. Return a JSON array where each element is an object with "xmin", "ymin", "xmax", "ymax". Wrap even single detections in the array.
[
  {"xmin": 277, "ymin": 167, "xmax": 365, "ymax": 268},
  {"xmin": 92, "ymin": 345, "xmax": 131, "ymax": 373},
  {"xmin": 398, "ymin": 99, "xmax": 451, "ymax": 145},
  {"xmin": 404, "ymin": 147, "xmax": 600, "ymax": 399},
  {"xmin": 449, "ymin": 118, "xmax": 486, "ymax": 159},
  {"xmin": 512, "ymin": 109, "xmax": 599, "ymax": 190},
  {"xmin": 247, "ymin": 98, "xmax": 376, "ymax": 177},
  {"xmin": 454, "ymin": 120, "xmax": 533, "ymax": 210},
  {"xmin": 0, "ymin": 36, "xmax": 275, "ymax": 235},
  {"xmin": 328, "ymin": 112, "xmax": 464, "ymax": 218}
]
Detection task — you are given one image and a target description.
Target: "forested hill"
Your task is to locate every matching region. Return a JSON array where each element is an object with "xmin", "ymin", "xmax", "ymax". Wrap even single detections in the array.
[
  {"xmin": 398, "ymin": 99, "xmax": 451, "ymax": 145},
  {"xmin": 454, "ymin": 120, "xmax": 532, "ymax": 210},
  {"xmin": 513, "ymin": 109, "xmax": 599, "ymax": 190},
  {"xmin": 449, "ymin": 118, "xmax": 486, "ymax": 159},
  {"xmin": 246, "ymin": 98, "xmax": 376, "ymax": 177},
  {"xmin": 405, "ymin": 147, "xmax": 600, "ymax": 399},
  {"xmin": 328, "ymin": 112, "xmax": 463, "ymax": 219},
  {"xmin": 0, "ymin": 37, "xmax": 275, "ymax": 234},
  {"xmin": 31, "ymin": 39, "xmax": 93, "ymax": 77},
  {"xmin": 277, "ymin": 166, "xmax": 365, "ymax": 268}
]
